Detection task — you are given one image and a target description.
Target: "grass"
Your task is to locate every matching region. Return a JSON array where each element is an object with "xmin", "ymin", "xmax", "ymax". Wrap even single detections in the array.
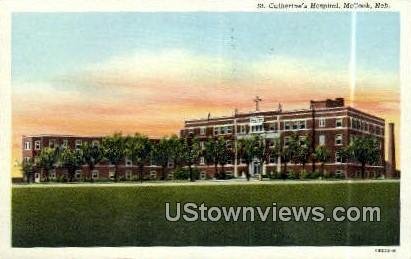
[{"xmin": 12, "ymin": 181, "xmax": 399, "ymax": 247}]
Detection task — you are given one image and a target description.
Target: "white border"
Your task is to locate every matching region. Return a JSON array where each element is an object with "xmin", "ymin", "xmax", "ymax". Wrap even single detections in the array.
[{"xmin": 0, "ymin": 1, "xmax": 410, "ymax": 258}]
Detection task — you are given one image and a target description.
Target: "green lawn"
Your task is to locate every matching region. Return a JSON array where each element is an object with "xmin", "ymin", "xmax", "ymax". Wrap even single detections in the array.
[{"xmin": 12, "ymin": 181, "xmax": 400, "ymax": 247}]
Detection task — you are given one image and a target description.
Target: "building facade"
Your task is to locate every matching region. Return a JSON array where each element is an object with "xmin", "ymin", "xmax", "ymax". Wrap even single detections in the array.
[
  {"xmin": 21, "ymin": 98, "xmax": 387, "ymax": 182},
  {"xmin": 22, "ymin": 135, "xmax": 167, "ymax": 182},
  {"xmin": 181, "ymin": 98, "xmax": 386, "ymax": 178}
]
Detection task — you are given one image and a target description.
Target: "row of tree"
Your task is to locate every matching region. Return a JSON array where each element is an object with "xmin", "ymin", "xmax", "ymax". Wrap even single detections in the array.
[{"xmin": 22, "ymin": 132, "xmax": 381, "ymax": 183}]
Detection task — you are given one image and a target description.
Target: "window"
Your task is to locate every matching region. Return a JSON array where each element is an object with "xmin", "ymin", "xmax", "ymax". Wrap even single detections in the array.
[
  {"xmin": 62, "ymin": 139, "xmax": 68, "ymax": 148},
  {"xmin": 319, "ymin": 118, "xmax": 326, "ymax": 128},
  {"xmin": 284, "ymin": 137, "xmax": 290, "ymax": 147},
  {"xmin": 269, "ymin": 155, "xmax": 276, "ymax": 164},
  {"xmin": 125, "ymin": 170, "xmax": 132, "ymax": 180},
  {"xmin": 92, "ymin": 170, "xmax": 99, "ymax": 179},
  {"xmin": 34, "ymin": 140, "xmax": 41, "ymax": 150},
  {"xmin": 336, "ymin": 118, "xmax": 343, "ymax": 128},
  {"xmin": 319, "ymin": 135, "xmax": 325, "ymax": 146},
  {"xmin": 292, "ymin": 122, "xmax": 298, "ymax": 130},
  {"xmin": 92, "ymin": 140, "xmax": 100, "ymax": 146},
  {"xmin": 49, "ymin": 139, "xmax": 56, "ymax": 148},
  {"xmin": 109, "ymin": 170, "xmax": 115, "ymax": 180},
  {"xmin": 200, "ymin": 156, "xmax": 205, "ymax": 165},
  {"xmin": 125, "ymin": 157, "xmax": 132, "ymax": 167},
  {"xmin": 188, "ymin": 128, "xmax": 194, "ymax": 135},
  {"xmin": 150, "ymin": 171, "xmax": 157, "ymax": 180},
  {"xmin": 75, "ymin": 170, "xmax": 82, "ymax": 179},
  {"xmin": 214, "ymin": 127, "xmax": 219, "ymax": 135},
  {"xmin": 335, "ymin": 134, "xmax": 343, "ymax": 145},
  {"xmin": 269, "ymin": 123, "xmax": 276, "ymax": 131},
  {"xmin": 75, "ymin": 139, "xmax": 82, "ymax": 149},
  {"xmin": 200, "ymin": 171, "xmax": 207, "ymax": 180},
  {"xmin": 227, "ymin": 126, "xmax": 232, "ymax": 134},
  {"xmin": 221, "ymin": 126, "xmax": 227, "ymax": 134},
  {"xmin": 200, "ymin": 141, "xmax": 204, "ymax": 150},
  {"xmin": 167, "ymin": 159, "xmax": 174, "ymax": 168},
  {"xmin": 376, "ymin": 127, "xmax": 381, "ymax": 135},
  {"xmin": 240, "ymin": 125, "xmax": 247, "ymax": 134},
  {"xmin": 299, "ymin": 120, "xmax": 306, "ymax": 129},
  {"xmin": 24, "ymin": 141, "xmax": 32, "ymax": 150},
  {"xmin": 335, "ymin": 170, "xmax": 344, "ymax": 177},
  {"xmin": 50, "ymin": 170, "xmax": 56, "ymax": 180},
  {"xmin": 23, "ymin": 157, "xmax": 31, "ymax": 162},
  {"xmin": 200, "ymin": 127, "xmax": 206, "ymax": 135},
  {"xmin": 227, "ymin": 157, "xmax": 233, "ymax": 165},
  {"xmin": 285, "ymin": 121, "xmax": 291, "ymax": 130},
  {"xmin": 299, "ymin": 136, "xmax": 307, "ymax": 146},
  {"xmin": 268, "ymin": 140, "xmax": 275, "ymax": 147},
  {"xmin": 335, "ymin": 153, "xmax": 343, "ymax": 163},
  {"xmin": 250, "ymin": 124, "xmax": 263, "ymax": 133}
]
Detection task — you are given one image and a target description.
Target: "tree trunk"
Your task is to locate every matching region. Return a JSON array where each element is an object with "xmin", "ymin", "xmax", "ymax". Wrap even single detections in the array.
[
  {"xmin": 139, "ymin": 164, "xmax": 144, "ymax": 183},
  {"xmin": 44, "ymin": 169, "xmax": 49, "ymax": 182},
  {"xmin": 162, "ymin": 166, "xmax": 166, "ymax": 180},
  {"xmin": 246, "ymin": 162, "xmax": 250, "ymax": 181},
  {"xmin": 69, "ymin": 168, "xmax": 74, "ymax": 182},
  {"xmin": 220, "ymin": 164, "xmax": 226, "ymax": 179},
  {"xmin": 321, "ymin": 163, "xmax": 324, "ymax": 177},
  {"xmin": 189, "ymin": 164, "xmax": 194, "ymax": 182},
  {"xmin": 361, "ymin": 162, "xmax": 366, "ymax": 179},
  {"xmin": 114, "ymin": 164, "xmax": 119, "ymax": 182},
  {"xmin": 89, "ymin": 164, "xmax": 94, "ymax": 182}
]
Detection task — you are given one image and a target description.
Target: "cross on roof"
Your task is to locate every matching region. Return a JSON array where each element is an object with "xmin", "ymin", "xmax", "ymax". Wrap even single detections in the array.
[{"xmin": 254, "ymin": 96, "xmax": 262, "ymax": 111}]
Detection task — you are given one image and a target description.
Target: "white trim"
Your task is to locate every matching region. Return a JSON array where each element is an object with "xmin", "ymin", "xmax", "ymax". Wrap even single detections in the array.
[{"xmin": 24, "ymin": 141, "xmax": 32, "ymax": 150}]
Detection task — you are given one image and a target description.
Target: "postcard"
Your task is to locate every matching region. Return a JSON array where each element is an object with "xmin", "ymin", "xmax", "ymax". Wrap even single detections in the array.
[{"xmin": 1, "ymin": 0, "xmax": 410, "ymax": 258}]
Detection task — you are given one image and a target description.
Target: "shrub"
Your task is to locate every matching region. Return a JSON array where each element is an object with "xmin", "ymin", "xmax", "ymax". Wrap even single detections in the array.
[
  {"xmin": 300, "ymin": 171, "xmax": 310, "ymax": 179},
  {"xmin": 310, "ymin": 171, "xmax": 321, "ymax": 179},
  {"xmin": 174, "ymin": 167, "xmax": 200, "ymax": 180},
  {"xmin": 287, "ymin": 170, "xmax": 298, "ymax": 180}
]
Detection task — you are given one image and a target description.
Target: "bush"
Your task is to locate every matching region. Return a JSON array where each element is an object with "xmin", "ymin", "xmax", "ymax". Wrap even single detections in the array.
[
  {"xmin": 310, "ymin": 171, "xmax": 321, "ymax": 179},
  {"xmin": 174, "ymin": 167, "xmax": 200, "ymax": 180},
  {"xmin": 300, "ymin": 170, "xmax": 310, "ymax": 179},
  {"xmin": 287, "ymin": 170, "xmax": 298, "ymax": 180}
]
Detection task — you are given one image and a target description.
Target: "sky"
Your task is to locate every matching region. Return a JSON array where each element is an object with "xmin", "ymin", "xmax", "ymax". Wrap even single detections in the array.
[{"xmin": 11, "ymin": 12, "xmax": 400, "ymax": 176}]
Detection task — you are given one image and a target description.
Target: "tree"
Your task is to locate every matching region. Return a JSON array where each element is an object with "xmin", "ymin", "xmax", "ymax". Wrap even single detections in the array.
[
  {"xmin": 181, "ymin": 137, "xmax": 201, "ymax": 182},
  {"xmin": 203, "ymin": 137, "xmax": 220, "ymax": 178},
  {"xmin": 102, "ymin": 133, "xmax": 126, "ymax": 182},
  {"xmin": 152, "ymin": 137, "xmax": 172, "ymax": 180},
  {"xmin": 125, "ymin": 133, "xmax": 152, "ymax": 183},
  {"xmin": 217, "ymin": 138, "xmax": 233, "ymax": 179},
  {"xmin": 254, "ymin": 136, "xmax": 275, "ymax": 177},
  {"xmin": 21, "ymin": 158, "xmax": 36, "ymax": 183},
  {"xmin": 238, "ymin": 136, "xmax": 258, "ymax": 181},
  {"xmin": 313, "ymin": 145, "xmax": 331, "ymax": 176},
  {"xmin": 59, "ymin": 148, "xmax": 84, "ymax": 182},
  {"xmin": 292, "ymin": 137, "xmax": 310, "ymax": 175},
  {"xmin": 35, "ymin": 147, "xmax": 58, "ymax": 182},
  {"xmin": 81, "ymin": 142, "xmax": 103, "ymax": 182},
  {"xmin": 280, "ymin": 134, "xmax": 299, "ymax": 177},
  {"xmin": 345, "ymin": 135, "xmax": 380, "ymax": 179},
  {"xmin": 168, "ymin": 135, "xmax": 184, "ymax": 170}
]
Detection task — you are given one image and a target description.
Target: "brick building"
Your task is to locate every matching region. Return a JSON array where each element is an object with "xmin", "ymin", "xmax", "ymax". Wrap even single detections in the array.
[
  {"xmin": 22, "ymin": 135, "xmax": 166, "ymax": 182},
  {"xmin": 22, "ymin": 98, "xmax": 387, "ymax": 182},
  {"xmin": 181, "ymin": 98, "xmax": 386, "ymax": 179}
]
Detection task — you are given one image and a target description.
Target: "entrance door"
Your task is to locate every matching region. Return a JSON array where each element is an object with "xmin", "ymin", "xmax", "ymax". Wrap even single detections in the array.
[{"xmin": 250, "ymin": 160, "xmax": 261, "ymax": 176}]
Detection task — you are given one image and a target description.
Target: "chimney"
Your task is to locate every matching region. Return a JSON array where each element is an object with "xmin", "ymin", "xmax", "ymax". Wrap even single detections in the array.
[{"xmin": 387, "ymin": 123, "xmax": 396, "ymax": 177}]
